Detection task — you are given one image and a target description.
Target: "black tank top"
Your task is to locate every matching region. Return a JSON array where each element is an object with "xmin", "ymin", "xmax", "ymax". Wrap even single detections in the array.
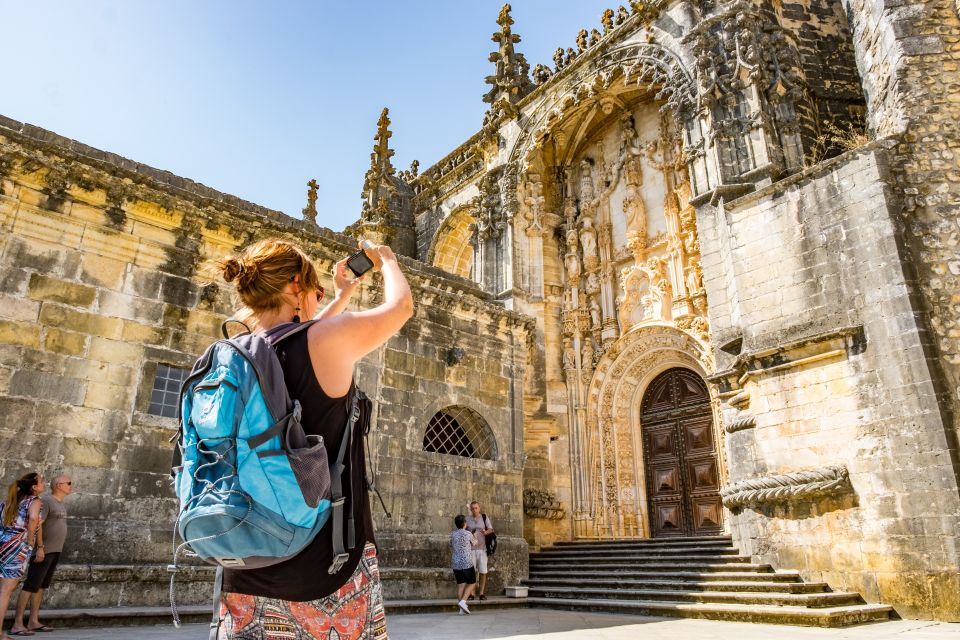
[{"xmin": 221, "ymin": 328, "xmax": 376, "ymax": 601}]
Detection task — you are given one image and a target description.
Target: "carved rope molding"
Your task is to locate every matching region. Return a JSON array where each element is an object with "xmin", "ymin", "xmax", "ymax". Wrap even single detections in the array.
[
  {"xmin": 725, "ymin": 413, "xmax": 756, "ymax": 433},
  {"xmin": 720, "ymin": 465, "xmax": 853, "ymax": 509}
]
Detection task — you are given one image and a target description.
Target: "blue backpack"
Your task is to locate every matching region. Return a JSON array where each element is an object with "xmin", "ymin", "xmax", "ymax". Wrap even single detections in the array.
[{"xmin": 169, "ymin": 320, "xmax": 358, "ymax": 629}]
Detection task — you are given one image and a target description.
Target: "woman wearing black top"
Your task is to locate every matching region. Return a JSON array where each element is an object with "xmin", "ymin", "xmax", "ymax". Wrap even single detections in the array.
[{"xmin": 217, "ymin": 238, "xmax": 412, "ymax": 639}]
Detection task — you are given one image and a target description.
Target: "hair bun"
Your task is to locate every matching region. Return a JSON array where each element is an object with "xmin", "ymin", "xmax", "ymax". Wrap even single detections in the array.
[{"xmin": 222, "ymin": 258, "xmax": 244, "ymax": 283}]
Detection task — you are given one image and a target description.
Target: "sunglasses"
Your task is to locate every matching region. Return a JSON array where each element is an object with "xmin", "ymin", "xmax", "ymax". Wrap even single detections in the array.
[{"xmin": 57, "ymin": 481, "xmax": 72, "ymax": 486}]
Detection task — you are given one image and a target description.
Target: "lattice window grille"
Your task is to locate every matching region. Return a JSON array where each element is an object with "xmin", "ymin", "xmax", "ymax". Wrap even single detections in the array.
[
  {"xmin": 422, "ymin": 406, "xmax": 496, "ymax": 461},
  {"xmin": 148, "ymin": 364, "xmax": 190, "ymax": 418}
]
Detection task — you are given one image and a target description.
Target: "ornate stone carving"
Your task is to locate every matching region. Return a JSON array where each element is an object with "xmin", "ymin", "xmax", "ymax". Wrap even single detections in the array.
[
  {"xmin": 523, "ymin": 488, "xmax": 566, "ymax": 519},
  {"xmin": 302, "ymin": 178, "xmax": 318, "ymax": 226},
  {"xmin": 483, "ymin": 4, "xmax": 534, "ymax": 115},
  {"xmin": 521, "ymin": 172, "xmax": 545, "ymax": 235},
  {"xmin": 725, "ymin": 413, "xmax": 756, "ymax": 433},
  {"xmin": 720, "ymin": 465, "xmax": 854, "ymax": 509}
]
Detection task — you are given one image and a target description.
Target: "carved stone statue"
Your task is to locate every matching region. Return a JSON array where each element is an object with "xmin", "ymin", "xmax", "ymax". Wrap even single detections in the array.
[
  {"xmin": 562, "ymin": 337, "xmax": 575, "ymax": 369},
  {"xmin": 579, "ymin": 214, "xmax": 598, "ymax": 265},
  {"xmin": 685, "ymin": 256, "xmax": 704, "ymax": 295},
  {"xmin": 589, "ymin": 297, "xmax": 602, "ymax": 328},
  {"xmin": 584, "ymin": 271, "xmax": 600, "ymax": 296},
  {"xmin": 523, "ymin": 172, "xmax": 545, "ymax": 234},
  {"xmin": 565, "ymin": 251, "xmax": 581, "ymax": 283},
  {"xmin": 642, "ymin": 257, "xmax": 673, "ymax": 321},
  {"xmin": 579, "ymin": 159, "xmax": 595, "ymax": 201},
  {"xmin": 581, "ymin": 338, "xmax": 595, "ymax": 369},
  {"xmin": 617, "ymin": 265, "xmax": 644, "ymax": 332}
]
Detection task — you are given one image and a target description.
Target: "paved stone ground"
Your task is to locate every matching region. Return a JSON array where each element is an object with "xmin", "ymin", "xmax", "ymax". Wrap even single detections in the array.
[{"xmin": 44, "ymin": 609, "xmax": 960, "ymax": 639}]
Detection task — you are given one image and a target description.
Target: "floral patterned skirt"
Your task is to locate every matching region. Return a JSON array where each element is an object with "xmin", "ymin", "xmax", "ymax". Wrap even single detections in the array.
[{"xmin": 218, "ymin": 542, "xmax": 388, "ymax": 640}]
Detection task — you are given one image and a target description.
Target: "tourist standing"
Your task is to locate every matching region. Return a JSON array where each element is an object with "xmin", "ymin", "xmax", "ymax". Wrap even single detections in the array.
[
  {"xmin": 10, "ymin": 474, "xmax": 72, "ymax": 635},
  {"xmin": 449, "ymin": 515, "xmax": 477, "ymax": 615},
  {"xmin": 465, "ymin": 501, "xmax": 494, "ymax": 600},
  {"xmin": 214, "ymin": 239, "xmax": 412, "ymax": 639},
  {"xmin": 0, "ymin": 473, "xmax": 44, "ymax": 640}
]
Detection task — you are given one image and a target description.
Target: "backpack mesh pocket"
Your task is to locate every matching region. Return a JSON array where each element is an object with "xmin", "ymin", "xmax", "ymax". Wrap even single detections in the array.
[{"xmin": 287, "ymin": 435, "xmax": 331, "ymax": 508}]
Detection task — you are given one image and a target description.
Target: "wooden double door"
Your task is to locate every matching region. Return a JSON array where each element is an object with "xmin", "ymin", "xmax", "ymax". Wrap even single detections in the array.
[{"xmin": 642, "ymin": 368, "xmax": 723, "ymax": 538}]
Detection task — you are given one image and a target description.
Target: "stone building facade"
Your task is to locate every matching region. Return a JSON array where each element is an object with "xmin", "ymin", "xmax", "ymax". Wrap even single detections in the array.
[{"xmin": 0, "ymin": 0, "xmax": 959, "ymax": 622}]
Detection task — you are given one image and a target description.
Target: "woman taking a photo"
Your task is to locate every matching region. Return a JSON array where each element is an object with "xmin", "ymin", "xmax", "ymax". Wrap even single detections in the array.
[
  {"xmin": 0, "ymin": 472, "xmax": 44, "ymax": 640},
  {"xmin": 215, "ymin": 238, "xmax": 412, "ymax": 639}
]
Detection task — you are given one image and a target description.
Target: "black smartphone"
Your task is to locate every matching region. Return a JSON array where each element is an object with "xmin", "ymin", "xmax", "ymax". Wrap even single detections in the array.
[{"xmin": 346, "ymin": 249, "xmax": 375, "ymax": 278}]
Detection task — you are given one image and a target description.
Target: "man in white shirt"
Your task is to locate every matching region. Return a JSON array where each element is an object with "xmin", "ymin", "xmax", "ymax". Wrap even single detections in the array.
[{"xmin": 464, "ymin": 501, "xmax": 494, "ymax": 601}]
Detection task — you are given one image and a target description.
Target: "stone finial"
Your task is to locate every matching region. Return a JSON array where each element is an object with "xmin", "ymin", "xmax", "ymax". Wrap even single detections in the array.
[
  {"xmin": 576, "ymin": 29, "xmax": 589, "ymax": 53},
  {"xmin": 483, "ymin": 3, "xmax": 534, "ymax": 109},
  {"xmin": 302, "ymin": 178, "xmax": 318, "ymax": 225},
  {"xmin": 372, "ymin": 108, "xmax": 395, "ymax": 176},
  {"xmin": 616, "ymin": 5, "xmax": 629, "ymax": 23},
  {"xmin": 361, "ymin": 107, "xmax": 397, "ymax": 218},
  {"xmin": 589, "ymin": 28, "xmax": 602, "ymax": 46},
  {"xmin": 553, "ymin": 47, "xmax": 565, "ymax": 70},
  {"xmin": 601, "ymin": 8, "xmax": 615, "ymax": 33}
]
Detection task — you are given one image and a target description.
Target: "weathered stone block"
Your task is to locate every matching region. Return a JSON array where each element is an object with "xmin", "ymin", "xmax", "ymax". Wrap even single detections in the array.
[
  {"xmin": 0, "ymin": 319, "xmax": 40, "ymax": 348},
  {"xmin": 88, "ymin": 336, "xmax": 142, "ymax": 365},
  {"xmin": 9, "ymin": 370, "xmax": 85, "ymax": 408},
  {"xmin": 84, "ymin": 381, "xmax": 134, "ymax": 412},
  {"xmin": 27, "ymin": 273, "xmax": 96, "ymax": 306},
  {"xmin": 60, "ymin": 436, "xmax": 117, "ymax": 468},
  {"xmin": 0, "ymin": 292, "xmax": 40, "ymax": 322},
  {"xmin": 39, "ymin": 303, "xmax": 123, "ymax": 339},
  {"xmin": 79, "ymin": 252, "xmax": 128, "ymax": 289},
  {"xmin": 43, "ymin": 327, "xmax": 88, "ymax": 356}
]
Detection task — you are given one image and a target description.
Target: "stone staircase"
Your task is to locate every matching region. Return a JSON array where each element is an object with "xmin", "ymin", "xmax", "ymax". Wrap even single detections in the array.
[{"xmin": 525, "ymin": 535, "xmax": 894, "ymax": 627}]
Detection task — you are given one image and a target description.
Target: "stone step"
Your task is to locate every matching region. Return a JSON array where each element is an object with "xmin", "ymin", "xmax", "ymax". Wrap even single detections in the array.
[
  {"xmin": 524, "ymin": 577, "xmax": 830, "ymax": 594},
  {"xmin": 534, "ymin": 546, "xmax": 740, "ymax": 558},
  {"xmin": 527, "ymin": 586, "xmax": 865, "ymax": 608},
  {"xmin": 2, "ymin": 598, "xmax": 529, "ymax": 629},
  {"xmin": 554, "ymin": 536, "xmax": 732, "ymax": 547},
  {"xmin": 530, "ymin": 563, "xmax": 773, "ymax": 574},
  {"xmin": 527, "ymin": 569, "xmax": 803, "ymax": 583},
  {"xmin": 527, "ymin": 596, "xmax": 893, "ymax": 627},
  {"xmin": 530, "ymin": 558, "xmax": 762, "ymax": 570}
]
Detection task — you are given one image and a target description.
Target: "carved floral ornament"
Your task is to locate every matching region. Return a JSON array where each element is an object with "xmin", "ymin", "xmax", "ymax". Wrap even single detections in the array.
[{"xmin": 509, "ymin": 43, "xmax": 696, "ymax": 170}]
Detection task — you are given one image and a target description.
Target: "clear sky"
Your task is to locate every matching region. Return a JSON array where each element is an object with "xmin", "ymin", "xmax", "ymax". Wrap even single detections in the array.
[{"xmin": 1, "ymin": 1, "xmax": 614, "ymax": 232}]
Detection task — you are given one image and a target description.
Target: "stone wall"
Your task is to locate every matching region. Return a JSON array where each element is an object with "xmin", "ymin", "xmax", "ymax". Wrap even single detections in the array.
[
  {"xmin": 698, "ymin": 145, "xmax": 960, "ymax": 619},
  {"xmin": 840, "ymin": 0, "xmax": 960, "ymax": 440},
  {"xmin": 0, "ymin": 116, "xmax": 531, "ymax": 606}
]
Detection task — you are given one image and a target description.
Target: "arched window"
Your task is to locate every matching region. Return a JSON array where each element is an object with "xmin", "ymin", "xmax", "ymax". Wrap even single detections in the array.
[
  {"xmin": 430, "ymin": 208, "xmax": 476, "ymax": 281},
  {"xmin": 422, "ymin": 406, "xmax": 497, "ymax": 461}
]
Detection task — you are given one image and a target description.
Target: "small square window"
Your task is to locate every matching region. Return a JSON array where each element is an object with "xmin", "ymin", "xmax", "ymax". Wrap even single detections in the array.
[{"xmin": 147, "ymin": 364, "xmax": 190, "ymax": 418}]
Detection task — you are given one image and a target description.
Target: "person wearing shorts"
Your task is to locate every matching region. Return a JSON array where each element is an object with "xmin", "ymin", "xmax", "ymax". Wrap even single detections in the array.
[
  {"xmin": 465, "ymin": 501, "xmax": 494, "ymax": 600},
  {"xmin": 450, "ymin": 515, "xmax": 477, "ymax": 615},
  {"xmin": 10, "ymin": 474, "xmax": 72, "ymax": 635}
]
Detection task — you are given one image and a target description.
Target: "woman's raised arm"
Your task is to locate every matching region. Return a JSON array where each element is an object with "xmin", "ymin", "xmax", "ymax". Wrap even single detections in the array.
[{"xmin": 307, "ymin": 244, "xmax": 413, "ymax": 397}]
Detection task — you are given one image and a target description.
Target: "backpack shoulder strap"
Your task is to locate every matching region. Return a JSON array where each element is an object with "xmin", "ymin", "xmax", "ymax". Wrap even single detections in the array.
[
  {"xmin": 263, "ymin": 320, "xmax": 319, "ymax": 346},
  {"xmin": 327, "ymin": 391, "xmax": 360, "ymax": 575}
]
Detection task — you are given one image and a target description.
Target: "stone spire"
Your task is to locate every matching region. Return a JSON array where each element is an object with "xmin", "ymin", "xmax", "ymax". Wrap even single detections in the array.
[
  {"xmin": 483, "ymin": 4, "xmax": 533, "ymax": 108},
  {"xmin": 350, "ymin": 107, "xmax": 417, "ymax": 257},
  {"xmin": 302, "ymin": 178, "xmax": 318, "ymax": 225},
  {"xmin": 361, "ymin": 107, "xmax": 396, "ymax": 217}
]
